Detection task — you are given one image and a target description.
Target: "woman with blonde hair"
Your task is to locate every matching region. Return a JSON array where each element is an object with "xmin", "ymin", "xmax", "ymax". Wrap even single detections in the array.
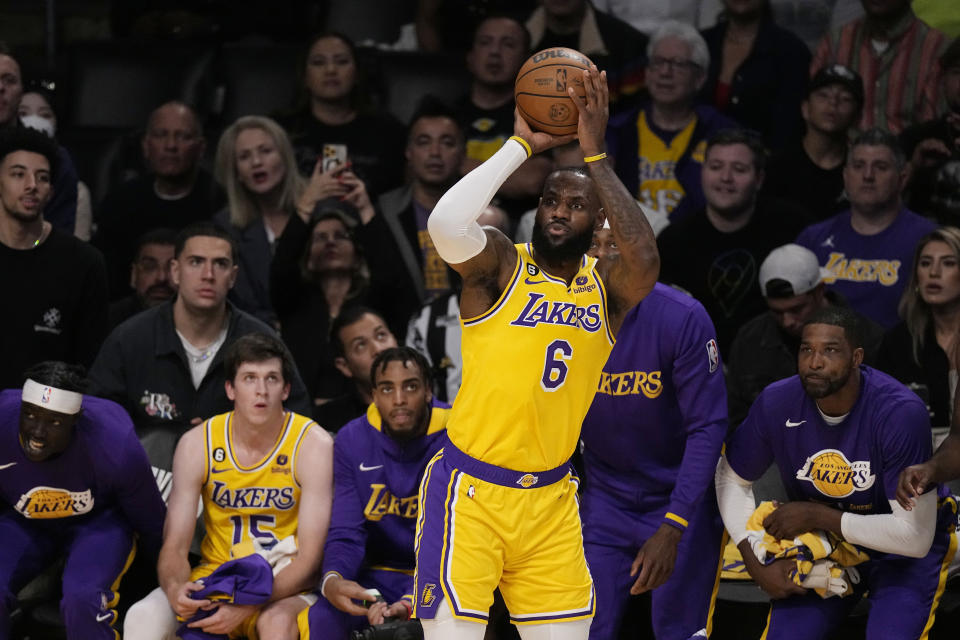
[
  {"xmin": 214, "ymin": 114, "xmax": 366, "ymax": 324},
  {"xmin": 878, "ymin": 226, "xmax": 960, "ymax": 441}
]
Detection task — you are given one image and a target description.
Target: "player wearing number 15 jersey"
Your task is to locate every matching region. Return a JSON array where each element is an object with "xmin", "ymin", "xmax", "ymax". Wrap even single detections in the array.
[
  {"xmin": 414, "ymin": 67, "xmax": 660, "ymax": 640},
  {"xmin": 124, "ymin": 333, "xmax": 333, "ymax": 640}
]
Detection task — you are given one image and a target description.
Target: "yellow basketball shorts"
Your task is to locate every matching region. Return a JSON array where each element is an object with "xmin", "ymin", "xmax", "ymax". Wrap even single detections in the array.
[{"xmin": 413, "ymin": 443, "xmax": 595, "ymax": 625}]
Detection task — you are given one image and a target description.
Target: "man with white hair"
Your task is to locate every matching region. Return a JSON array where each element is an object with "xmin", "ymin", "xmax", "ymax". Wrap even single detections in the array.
[
  {"xmin": 0, "ymin": 361, "xmax": 164, "ymax": 639},
  {"xmin": 726, "ymin": 243, "xmax": 884, "ymax": 426},
  {"xmin": 606, "ymin": 20, "xmax": 735, "ymax": 230}
]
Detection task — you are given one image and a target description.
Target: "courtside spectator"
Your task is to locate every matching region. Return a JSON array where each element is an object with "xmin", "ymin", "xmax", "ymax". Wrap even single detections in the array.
[
  {"xmin": 607, "ymin": 22, "xmax": 735, "ymax": 230},
  {"xmin": 0, "ymin": 127, "xmax": 108, "ymax": 390},
  {"xmin": 811, "ymin": 0, "xmax": 950, "ymax": 134},
  {"xmin": 456, "ymin": 15, "xmax": 550, "ymax": 218},
  {"xmin": 525, "ymin": 0, "xmax": 648, "ymax": 112},
  {"xmin": 95, "ymin": 101, "xmax": 223, "ymax": 298},
  {"xmin": 657, "ymin": 129, "xmax": 810, "ymax": 357},
  {"xmin": 796, "ymin": 128, "xmax": 937, "ymax": 329},
  {"xmin": 283, "ymin": 32, "xmax": 406, "ymax": 199},
  {"xmin": 316, "ymin": 307, "xmax": 397, "ymax": 433},
  {"xmin": 700, "ymin": 0, "xmax": 811, "ymax": 152},
  {"xmin": 0, "ymin": 48, "xmax": 79, "ymax": 233},
  {"xmin": 108, "ymin": 228, "xmax": 177, "ymax": 329},
  {"xmin": 90, "ymin": 222, "xmax": 310, "ymax": 498},
  {"xmin": 764, "ymin": 65, "xmax": 863, "ymax": 220},
  {"xmin": 878, "ymin": 227, "xmax": 960, "ymax": 437}
]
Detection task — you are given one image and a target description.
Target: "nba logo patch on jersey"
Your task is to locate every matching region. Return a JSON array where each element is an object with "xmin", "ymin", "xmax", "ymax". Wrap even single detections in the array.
[
  {"xmin": 796, "ymin": 449, "xmax": 875, "ymax": 498},
  {"xmin": 705, "ymin": 339, "xmax": 719, "ymax": 373},
  {"xmin": 517, "ymin": 473, "xmax": 539, "ymax": 488}
]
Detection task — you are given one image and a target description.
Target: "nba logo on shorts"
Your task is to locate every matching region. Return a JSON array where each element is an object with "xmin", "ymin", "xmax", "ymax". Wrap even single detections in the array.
[
  {"xmin": 41, "ymin": 387, "xmax": 52, "ymax": 404},
  {"xmin": 705, "ymin": 339, "xmax": 719, "ymax": 373}
]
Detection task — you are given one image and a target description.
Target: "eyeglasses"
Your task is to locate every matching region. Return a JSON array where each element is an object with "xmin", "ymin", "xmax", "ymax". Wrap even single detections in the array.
[{"xmin": 648, "ymin": 56, "xmax": 700, "ymax": 73}]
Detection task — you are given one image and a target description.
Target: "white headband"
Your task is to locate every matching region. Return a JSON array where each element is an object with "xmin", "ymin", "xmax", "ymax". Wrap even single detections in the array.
[{"xmin": 22, "ymin": 379, "xmax": 83, "ymax": 415}]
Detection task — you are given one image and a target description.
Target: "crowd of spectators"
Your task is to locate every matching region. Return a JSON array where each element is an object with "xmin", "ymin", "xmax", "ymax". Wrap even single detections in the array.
[{"xmin": 3, "ymin": 0, "xmax": 960, "ymax": 637}]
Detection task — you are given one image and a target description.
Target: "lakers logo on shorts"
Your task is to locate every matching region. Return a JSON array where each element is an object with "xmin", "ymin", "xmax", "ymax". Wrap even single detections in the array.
[
  {"xmin": 517, "ymin": 474, "xmax": 539, "ymax": 489},
  {"xmin": 796, "ymin": 449, "xmax": 875, "ymax": 498},
  {"xmin": 420, "ymin": 584, "xmax": 437, "ymax": 608}
]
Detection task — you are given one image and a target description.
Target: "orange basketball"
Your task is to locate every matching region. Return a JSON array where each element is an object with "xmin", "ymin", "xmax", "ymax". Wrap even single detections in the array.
[{"xmin": 514, "ymin": 47, "xmax": 594, "ymax": 136}]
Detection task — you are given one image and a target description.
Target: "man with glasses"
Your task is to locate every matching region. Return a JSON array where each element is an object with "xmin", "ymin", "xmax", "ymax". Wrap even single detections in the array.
[
  {"xmin": 109, "ymin": 228, "xmax": 177, "ymax": 328},
  {"xmin": 606, "ymin": 21, "xmax": 735, "ymax": 234}
]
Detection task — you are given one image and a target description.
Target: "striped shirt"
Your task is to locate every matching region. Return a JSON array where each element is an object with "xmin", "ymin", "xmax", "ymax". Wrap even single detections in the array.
[{"xmin": 811, "ymin": 9, "xmax": 949, "ymax": 134}]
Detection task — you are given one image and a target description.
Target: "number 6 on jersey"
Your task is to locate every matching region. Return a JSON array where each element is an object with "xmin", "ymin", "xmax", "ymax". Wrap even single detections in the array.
[{"xmin": 541, "ymin": 339, "xmax": 573, "ymax": 391}]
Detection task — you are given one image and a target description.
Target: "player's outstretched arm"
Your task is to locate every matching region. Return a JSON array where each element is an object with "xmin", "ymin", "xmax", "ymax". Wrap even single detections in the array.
[
  {"xmin": 158, "ymin": 426, "xmax": 210, "ymax": 619},
  {"xmin": 569, "ymin": 66, "xmax": 659, "ymax": 330},
  {"xmin": 271, "ymin": 425, "xmax": 334, "ymax": 600}
]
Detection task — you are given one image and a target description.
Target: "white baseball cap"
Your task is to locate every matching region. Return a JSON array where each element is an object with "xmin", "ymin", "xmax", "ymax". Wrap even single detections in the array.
[{"xmin": 759, "ymin": 244, "xmax": 829, "ymax": 297}]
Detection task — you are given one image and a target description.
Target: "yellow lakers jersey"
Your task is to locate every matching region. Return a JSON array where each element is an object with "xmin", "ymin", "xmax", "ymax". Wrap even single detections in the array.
[
  {"xmin": 199, "ymin": 411, "xmax": 315, "ymax": 566},
  {"xmin": 448, "ymin": 243, "xmax": 615, "ymax": 471},
  {"xmin": 636, "ymin": 110, "xmax": 701, "ymax": 215}
]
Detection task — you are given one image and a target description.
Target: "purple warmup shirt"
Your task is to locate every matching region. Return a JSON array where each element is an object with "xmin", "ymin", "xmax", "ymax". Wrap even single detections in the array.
[
  {"xmin": 795, "ymin": 209, "xmax": 936, "ymax": 328},
  {"xmin": 727, "ymin": 366, "xmax": 950, "ymax": 523},
  {"xmin": 580, "ymin": 284, "xmax": 728, "ymax": 528},
  {"xmin": 322, "ymin": 402, "xmax": 449, "ymax": 581},
  {"xmin": 0, "ymin": 389, "xmax": 165, "ymax": 551}
]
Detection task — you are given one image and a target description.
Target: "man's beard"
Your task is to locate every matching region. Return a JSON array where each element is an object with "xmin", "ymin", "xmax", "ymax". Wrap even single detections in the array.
[
  {"xmin": 800, "ymin": 367, "xmax": 851, "ymax": 399},
  {"xmin": 531, "ymin": 219, "xmax": 594, "ymax": 263}
]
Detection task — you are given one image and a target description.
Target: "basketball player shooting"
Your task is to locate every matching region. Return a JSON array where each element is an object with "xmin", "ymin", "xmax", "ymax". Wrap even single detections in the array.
[{"xmin": 413, "ymin": 64, "xmax": 660, "ymax": 640}]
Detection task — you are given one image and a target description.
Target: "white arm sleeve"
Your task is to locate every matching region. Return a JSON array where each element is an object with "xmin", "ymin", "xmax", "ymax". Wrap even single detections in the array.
[
  {"xmin": 715, "ymin": 455, "xmax": 758, "ymax": 546},
  {"xmin": 840, "ymin": 492, "xmax": 937, "ymax": 558},
  {"xmin": 427, "ymin": 139, "xmax": 528, "ymax": 264}
]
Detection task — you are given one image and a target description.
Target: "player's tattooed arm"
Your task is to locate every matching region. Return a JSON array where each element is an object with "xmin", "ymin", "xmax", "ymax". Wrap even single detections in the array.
[{"xmin": 569, "ymin": 67, "xmax": 659, "ymax": 331}]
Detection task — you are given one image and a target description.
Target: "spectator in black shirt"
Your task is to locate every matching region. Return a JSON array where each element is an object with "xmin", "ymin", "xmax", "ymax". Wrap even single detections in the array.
[
  {"xmin": 657, "ymin": 129, "xmax": 811, "ymax": 357},
  {"xmin": 283, "ymin": 32, "xmax": 406, "ymax": 199},
  {"xmin": 764, "ymin": 64, "xmax": 864, "ymax": 220},
  {"xmin": 0, "ymin": 127, "xmax": 108, "ymax": 389},
  {"xmin": 95, "ymin": 101, "xmax": 223, "ymax": 298}
]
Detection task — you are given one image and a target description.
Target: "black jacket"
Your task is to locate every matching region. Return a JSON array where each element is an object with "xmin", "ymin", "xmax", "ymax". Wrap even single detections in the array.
[
  {"xmin": 89, "ymin": 301, "xmax": 311, "ymax": 473},
  {"xmin": 876, "ymin": 322, "xmax": 952, "ymax": 428}
]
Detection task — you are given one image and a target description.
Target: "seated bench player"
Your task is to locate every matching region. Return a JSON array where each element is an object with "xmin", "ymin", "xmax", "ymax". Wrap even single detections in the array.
[
  {"xmin": 123, "ymin": 333, "xmax": 333, "ymax": 640},
  {"xmin": 716, "ymin": 307, "xmax": 957, "ymax": 640},
  {"xmin": 0, "ymin": 361, "xmax": 165, "ymax": 640},
  {"xmin": 299, "ymin": 346, "xmax": 450, "ymax": 638}
]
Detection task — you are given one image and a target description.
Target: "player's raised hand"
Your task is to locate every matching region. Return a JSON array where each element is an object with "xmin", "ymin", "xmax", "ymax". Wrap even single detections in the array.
[
  {"xmin": 897, "ymin": 462, "xmax": 934, "ymax": 510},
  {"xmin": 567, "ymin": 65, "xmax": 609, "ymax": 157},
  {"xmin": 322, "ymin": 575, "xmax": 376, "ymax": 616},
  {"xmin": 629, "ymin": 523, "xmax": 682, "ymax": 594},
  {"xmin": 513, "ymin": 108, "xmax": 577, "ymax": 156}
]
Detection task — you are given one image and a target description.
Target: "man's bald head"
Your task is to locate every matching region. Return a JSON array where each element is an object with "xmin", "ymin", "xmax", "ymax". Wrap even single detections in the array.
[{"xmin": 142, "ymin": 101, "xmax": 205, "ymax": 179}]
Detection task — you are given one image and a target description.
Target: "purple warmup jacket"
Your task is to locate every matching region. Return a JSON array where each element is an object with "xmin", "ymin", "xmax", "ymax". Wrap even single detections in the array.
[
  {"xmin": 0, "ymin": 389, "xmax": 165, "ymax": 552},
  {"xmin": 321, "ymin": 402, "xmax": 449, "ymax": 582},
  {"xmin": 580, "ymin": 283, "xmax": 728, "ymax": 530}
]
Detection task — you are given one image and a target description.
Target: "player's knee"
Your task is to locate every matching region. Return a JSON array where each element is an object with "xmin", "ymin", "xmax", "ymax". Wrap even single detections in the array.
[
  {"xmin": 515, "ymin": 618, "xmax": 591, "ymax": 640},
  {"xmin": 123, "ymin": 587, "xmax": 177, "ymax": 640},
  {"xmin": 420, "ymin": 599, "xmax": 487, "ymax": 640},
  {"xmin": 256, "ymin": 604, "xmax": 299, "ymax": 640},
  {"xmin": 59, "ymin": 584, "xmax": 103, "ymax": 619}
]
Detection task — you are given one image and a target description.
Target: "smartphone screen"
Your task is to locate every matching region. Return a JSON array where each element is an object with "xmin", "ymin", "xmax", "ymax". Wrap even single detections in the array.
[{"xmin": 322, "ymin": 144, "xmax": 348, "ymax": 173}]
